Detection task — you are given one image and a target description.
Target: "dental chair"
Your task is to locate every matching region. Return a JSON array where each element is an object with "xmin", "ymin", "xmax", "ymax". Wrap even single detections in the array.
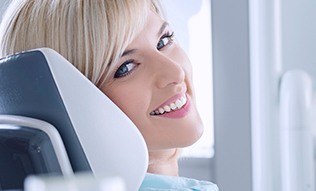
[{"xmin": 0, "ymin": 48, "xmax": 148, "ymax": 191}]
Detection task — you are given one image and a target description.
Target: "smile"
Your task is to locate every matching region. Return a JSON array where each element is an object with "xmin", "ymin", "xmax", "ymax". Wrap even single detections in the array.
[{"xmin": 150, "ymin": 95, "xmax": 187, "ymax": 116}]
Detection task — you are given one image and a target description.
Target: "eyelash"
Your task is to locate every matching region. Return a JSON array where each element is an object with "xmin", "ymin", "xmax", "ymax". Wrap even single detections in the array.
[
  {"xmin": 114, "ymin": 59, "xmax": 139, "ymax": 78},
  {"xmin": 113, "ymin": 31, "xmax": 175, "ymax": 79},
  {"xmin": 157, "ymin": 31, "xmax": 175, "ymax": 50}
]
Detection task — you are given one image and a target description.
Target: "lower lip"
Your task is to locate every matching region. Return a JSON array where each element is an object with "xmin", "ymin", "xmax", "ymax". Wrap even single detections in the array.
[{"xmin": 159, "ymin": 98, "xmax": 191, "ymax": 118}]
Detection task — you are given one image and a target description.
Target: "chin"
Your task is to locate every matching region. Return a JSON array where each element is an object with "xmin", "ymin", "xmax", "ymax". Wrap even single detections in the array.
[
  {"xmin": 146, "ymin": 124, "xmax": 203, "ymax": 151},
  {"xmin": 179, "ymin": 122, "xmax": 204, "ymax": 148},
  {"xmin": 168, "ymin": 118, "xmax": 204, "ymax": 149}
]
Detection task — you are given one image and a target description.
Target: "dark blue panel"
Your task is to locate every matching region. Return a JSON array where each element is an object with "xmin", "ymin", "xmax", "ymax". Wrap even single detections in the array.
[
  {"xmin": 0, "ymin": 125, "xmax": 62, "ymax": 190},
  {"xmin": 0, "ymin": 50, "xmax": 91, "ymax": 173}
]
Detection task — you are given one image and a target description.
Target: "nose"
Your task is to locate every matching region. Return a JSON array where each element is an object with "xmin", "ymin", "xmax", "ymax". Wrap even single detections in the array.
[{"xmin": 153, "ymin": 54, "xmax": 185, "ymax": 89}]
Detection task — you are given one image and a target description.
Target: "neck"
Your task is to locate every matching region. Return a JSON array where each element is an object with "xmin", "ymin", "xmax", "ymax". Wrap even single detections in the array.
[{"xmin": 147, "ymin": 148, "xmax": 181, "ymax": 176}]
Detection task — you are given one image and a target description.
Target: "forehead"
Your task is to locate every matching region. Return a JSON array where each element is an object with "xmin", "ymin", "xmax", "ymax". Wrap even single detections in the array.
[
  {"xmin": 144, "ymin": 11, "xmax": 166, "ymax": 34},
  {"xmin": 125, "ymin": 11, "xmax": 166, "ymax": 49}
]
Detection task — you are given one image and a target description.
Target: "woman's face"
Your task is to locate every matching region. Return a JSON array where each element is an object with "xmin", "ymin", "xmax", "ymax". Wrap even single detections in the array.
[{"xmin": 101, "ymin": 11, "xmax": 203, "ymax": 151}]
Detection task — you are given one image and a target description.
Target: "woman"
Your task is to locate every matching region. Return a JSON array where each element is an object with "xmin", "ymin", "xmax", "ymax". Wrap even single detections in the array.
[{"xmin": 0, "ymin": 0, "xmax": 218, "ymax": 190}]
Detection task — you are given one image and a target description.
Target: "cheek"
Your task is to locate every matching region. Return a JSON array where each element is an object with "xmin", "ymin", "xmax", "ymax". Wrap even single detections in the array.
[
  {"xmin": 104, "ymin": 88, "xmax": 145, "ymax": 115},
  {"xmin": 101, "ymin": 83, "xmax": 151, "ymax": 131},
  {"xmin": 104, "ymin": 86, "xmax": 155, "ymax": 147}
]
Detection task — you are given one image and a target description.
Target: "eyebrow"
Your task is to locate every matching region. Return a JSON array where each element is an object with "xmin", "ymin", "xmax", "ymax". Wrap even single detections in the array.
[
  {"xmin": 121, "ymin": 22, "xmax": 170, "ymax": 58},
  {"xmin": 121, "ymin": 49, "xmax": 137, "ymax": 57},
  {"xmin": 158, "ymin": 21, "xmax": 169, "ymax": 36}
]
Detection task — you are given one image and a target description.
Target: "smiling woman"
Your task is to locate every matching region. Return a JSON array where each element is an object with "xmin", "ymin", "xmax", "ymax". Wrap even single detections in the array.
[{"xmin": 0, "ymin": 0, "xmax": 217, "ymax": 190}]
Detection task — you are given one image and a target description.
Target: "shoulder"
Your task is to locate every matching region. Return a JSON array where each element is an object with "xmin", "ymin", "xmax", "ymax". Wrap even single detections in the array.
[{"xmin": 139, "ymin": 173, "xmax": 219, "ymax": 191}]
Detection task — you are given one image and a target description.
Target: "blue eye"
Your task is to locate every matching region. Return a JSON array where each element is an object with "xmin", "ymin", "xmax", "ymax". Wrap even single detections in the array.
[
  {"xmin": 157, "ymin": 32, "xmax": 175, "ymax": 50},
  {"xmin": 114, "ymin": 60, "xmax": 138, "ymax": 78}
]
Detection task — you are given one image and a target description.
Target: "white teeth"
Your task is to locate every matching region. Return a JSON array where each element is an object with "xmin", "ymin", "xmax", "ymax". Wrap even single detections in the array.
[
  {"xmin": 150, "ymin": 95, "xmax": 187, "ymax": 115},
  {"xmin": 175, "ymin": 99, "xmax": 182, "ymax": 108},
  {"xmin": 181, "ymin": 97, "xmax": 186, "ymax": 104},
  {"xmin": 163, "ymin": 105, "xmax": 171, "ymax": 112},
  {"xmin": 170, "ymin": 103, "xmax": 177, "ymax": 110}
]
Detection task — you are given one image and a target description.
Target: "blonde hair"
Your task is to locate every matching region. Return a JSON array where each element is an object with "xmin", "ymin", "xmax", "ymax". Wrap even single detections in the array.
[{"xmin": 0, "ymin": 0, "xmax": 163, "ymax": 86}]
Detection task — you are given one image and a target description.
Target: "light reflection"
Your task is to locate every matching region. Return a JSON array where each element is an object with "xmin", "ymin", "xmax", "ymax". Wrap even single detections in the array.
[{"xmin": 0, "ymin": 124, "xmax": 22, "ymax": 130}]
